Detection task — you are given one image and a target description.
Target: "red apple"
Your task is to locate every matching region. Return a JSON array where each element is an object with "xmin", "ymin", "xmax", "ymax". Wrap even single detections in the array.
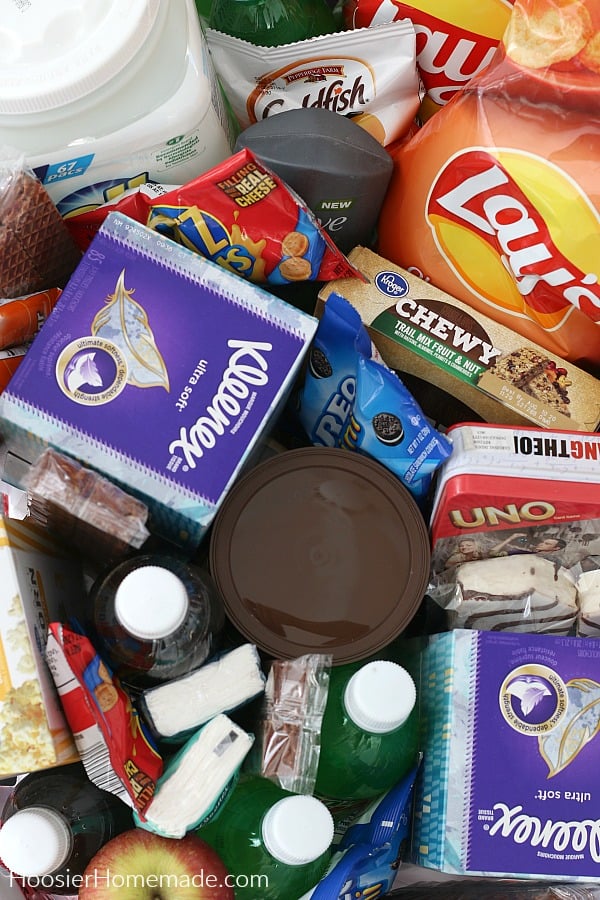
[{"xmin": 78, "ymin": 828, "xmax": 234, "ymax": 899}]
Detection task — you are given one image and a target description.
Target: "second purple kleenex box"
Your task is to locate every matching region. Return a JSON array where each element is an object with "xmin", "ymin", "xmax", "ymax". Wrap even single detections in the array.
[
  {"xmin": 0, "ymin": 213, "xmax": 318, "ymax": 551},
  {"xmin": 414, "ymin": 629, "xmax": 600, "ymax": 882}
]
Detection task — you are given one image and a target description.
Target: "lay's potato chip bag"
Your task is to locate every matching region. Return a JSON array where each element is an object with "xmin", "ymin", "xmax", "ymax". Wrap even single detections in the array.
[
  {"xmin": 377, "ymin": 0, "xmax": 600, "ymax": 371},
  {"xmin": 343, "ymin": 0, "xmax": 515, "ymax": 118}
]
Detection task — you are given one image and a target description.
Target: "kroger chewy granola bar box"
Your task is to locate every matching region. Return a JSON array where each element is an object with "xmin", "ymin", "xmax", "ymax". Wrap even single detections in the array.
[
  {"xmin": 0, "ymin": 213, "xmax": 318, "ymax": 551},
  {"xmin": 319, "ymin": 247, "xmax": 600, "ymax": 431},
  {"xmin": 414, "ymin": 629, "xmax": 600, "ymax": 881}
]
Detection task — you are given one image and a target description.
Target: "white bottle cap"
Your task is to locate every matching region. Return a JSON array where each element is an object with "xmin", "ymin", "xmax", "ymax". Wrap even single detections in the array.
[
  {"xmin": 261, "ymin": 795, "xmax": 334, "ymax": 866},
  {"xmin": 343, "ymin": 660, "xmax": 416, "ymax": 733},
  {"xmin": 114, "ymin": 565, "xmax": 189, "ymax": 640},
  {"xmin": 0, "ymin": 0, "xmax": 162, "ymax": 114},
  {"xmin": 0, "ymin": 808, "xmax": 72, "ymax": 877}
]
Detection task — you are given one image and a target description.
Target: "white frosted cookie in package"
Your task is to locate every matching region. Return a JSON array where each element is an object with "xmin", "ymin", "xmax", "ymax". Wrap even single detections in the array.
[{"xmin": 205, "ymin": 21, "xmax": 422, "ymax": 146}]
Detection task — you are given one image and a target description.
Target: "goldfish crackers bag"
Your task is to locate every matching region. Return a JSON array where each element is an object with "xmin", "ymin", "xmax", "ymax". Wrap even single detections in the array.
[{"xmin": 377, "ymin": 0, "xmax": 600, "ymax": 372}]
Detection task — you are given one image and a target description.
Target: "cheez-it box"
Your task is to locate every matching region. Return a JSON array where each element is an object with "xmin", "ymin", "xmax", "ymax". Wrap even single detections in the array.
[{"xmin": 318, "ymin": 247, "xmax": 600, "ymax": 432}]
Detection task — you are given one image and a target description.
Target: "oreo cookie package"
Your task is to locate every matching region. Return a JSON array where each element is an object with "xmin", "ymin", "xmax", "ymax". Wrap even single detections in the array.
[{"xmin": 298, "ymin": 292, "xmax": 452, "ymax": 505}]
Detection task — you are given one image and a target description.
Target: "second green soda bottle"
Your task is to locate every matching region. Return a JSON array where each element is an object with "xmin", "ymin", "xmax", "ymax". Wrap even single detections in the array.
[
  {"xmin": 314, "ymin": 658, "xmax": 419, "ymax": 801},
  {"xmin": 208, "ymin": 0, "xmax": 336, "ymax": 46},
  {"xmin": 196, "ymin": 775, "xmax": 334, "ymax": 899}
]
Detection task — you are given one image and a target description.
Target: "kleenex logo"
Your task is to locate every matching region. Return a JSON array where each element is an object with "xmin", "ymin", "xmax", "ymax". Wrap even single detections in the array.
[
  {"xmin": 375, "ymin": 270, "xmax": 409, "ymax": 298},
  {"xmin": 168, "ymin": 339, "xmax": 272, "ymax": 469},
  {"xmin": 488, "ymin": 803, "xmax": 600, "ymax": 861}
]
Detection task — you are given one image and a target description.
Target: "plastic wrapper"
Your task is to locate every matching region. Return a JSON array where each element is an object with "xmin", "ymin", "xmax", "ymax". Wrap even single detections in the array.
[
  {"xmin": 571, "ymin": 555, "xmax": 600, "ymax": 638},
  {"xmin": 343, "ymin": 0, "xmax": 515, "ymax": 119},
  {"xmin": 377, "ymin": 0, "xmax": 600, "ymax": 371},
  {"xmin": 13, "ymin": 447, "xmax": 150, "ymax": 563},
  {"xmin": 0, "ymin": 346, "xmax": 27, "ymax": 394},
  {"xmin": 300, "ymin": 764, "xmax": 419, "ymax": 899},
  {"xmin": 45, "ymin": 622, "xmax": 163, "ymax": 816},
  {"xmin": 133, "ymin": 714, "xmax": 254, "ymax": 838},
  {"xmin": 139, "ymin": 643, "xmax": 266, "ymax": 742},
  {"xmin": 205, "ymin": 22, "xmax": 422, "ymax": 147},
  {"xmin": 0, "ymin": 153, "xmax": 81, "ymax": 298},
  {"xmin": 0, "ymin": 289, "xmax": 61, "ymax": 350},
  {"xmin": 297, "ymin": 291, "xmax": 452, "ymax": 505},
  {"xmin": 64, "ymin": 149, "xmax": 363, "ymax": 286},
  {"xmin": 388, "ymin": 883, "xmax": 600, "ymax": 898},
  {"xmin": 251, "ymin": 653, "xmax": 331, "ymax": 795},
  {"xmin": 428, "ymin": 553, "xmax": 578, "ymax": 634}
]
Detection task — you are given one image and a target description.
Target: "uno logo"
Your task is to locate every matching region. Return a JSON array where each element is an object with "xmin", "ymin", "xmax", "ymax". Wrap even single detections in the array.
[
  {"xmin": 426, "ymin": 147, "xmax": 600, "ymax": 327},
  {"xmin": 375, "ymin": 270, "xmax": 410, "ymax": 298}
]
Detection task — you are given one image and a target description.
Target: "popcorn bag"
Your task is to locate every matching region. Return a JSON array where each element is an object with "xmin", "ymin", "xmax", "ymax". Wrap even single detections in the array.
[
  {"xmin": 377, "ymin": 0, "xmax": 600, "ymax": 372},
  {"xmin": 0, "ymin": 517, "xmax": 83, "ymax": 778}
]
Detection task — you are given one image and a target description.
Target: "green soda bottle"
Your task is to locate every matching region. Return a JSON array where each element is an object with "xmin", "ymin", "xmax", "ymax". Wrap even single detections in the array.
[
  {"xmin": 196, "ymin": 775, "xmax": 334, "ymax": 899},
  {"xmin": 208, "ymin": 0, "xmax": 336, "ymax": 46},
  {"xmin": 314, "ymin": 659, "xmax": 419, "ymax": 801}
]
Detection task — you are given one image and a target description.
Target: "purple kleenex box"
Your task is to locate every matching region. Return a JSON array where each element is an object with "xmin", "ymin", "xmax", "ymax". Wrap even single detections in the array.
[
  {"xmin": 0, "ymin": 213, "xmax": 318, "ymax": 551},
  {"xmin": 414, "ymin": 629, "xmax": 600, "ymax": 881}
]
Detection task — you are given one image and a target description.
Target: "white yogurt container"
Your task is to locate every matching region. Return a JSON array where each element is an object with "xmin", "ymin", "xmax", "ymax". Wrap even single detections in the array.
[{"xmin": 0, "ymin": 0, "xmax": 234, "ymax": 215}]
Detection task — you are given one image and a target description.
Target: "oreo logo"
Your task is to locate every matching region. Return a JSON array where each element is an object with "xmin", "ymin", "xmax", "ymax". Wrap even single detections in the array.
[
  {"xmin": 375, "ymin": 271, "xmax": 410, "ymax": 299},
  {"xmin": 372, "ymin": 412, "xmax": 404, "ymax": 446}
]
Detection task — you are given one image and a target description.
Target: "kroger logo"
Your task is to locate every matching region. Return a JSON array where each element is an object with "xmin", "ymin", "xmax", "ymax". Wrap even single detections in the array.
[{"xmin": 375, "ymin": 271, "xmax": 409, "ymax": 298}]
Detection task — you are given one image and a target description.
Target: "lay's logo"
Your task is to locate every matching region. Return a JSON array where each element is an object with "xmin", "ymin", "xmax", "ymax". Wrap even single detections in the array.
[
  {"xmin": 426, "ymin": 148, "xmax": 600, "ymax": 327},
  {"xmin": 411, "ymin": 8, "xmax": 510, "ymax": 105},
  {"xmin": 349, "ymin": 0, "xmax": 514, "ymax": 108}
]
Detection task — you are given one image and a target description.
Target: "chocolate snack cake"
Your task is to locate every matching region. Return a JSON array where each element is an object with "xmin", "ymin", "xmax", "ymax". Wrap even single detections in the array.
[
  {"xmin": 489, "ymin": 347, "xmax": 571, "ymax": 416},
  {"xmin": 0, "ymin": 166, "xmax": 81, "ymax": 298},
  {"xmin": 24, "ymin": 447, "xmax": 149, "ymax": 561},
  {"xmin": 446, "ymin": 555, "xmax": 577, "ymax": 633},
  {"xmin": 575, "ymin": 562, "xmax": 600, "ymax": 637}
]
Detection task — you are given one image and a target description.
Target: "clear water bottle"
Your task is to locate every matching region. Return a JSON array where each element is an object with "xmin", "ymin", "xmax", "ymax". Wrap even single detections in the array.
[
  {"xmin": 314, "ymin": 659, "xmax": 419, "ymax": 801},
  {"xmin": 196, "ymin": 775, "xmax": 334, "ymax": 899},
  {"xmin": 208, "ymin": 0, "xmax": 336, "ymax": 46},
  {"xmin": 0, "ymin": 763, "xmax": 132, "ymax": 895},
  {"xmin": 89, "ymin": 554, "xmax": 225, "ymax": 690}
]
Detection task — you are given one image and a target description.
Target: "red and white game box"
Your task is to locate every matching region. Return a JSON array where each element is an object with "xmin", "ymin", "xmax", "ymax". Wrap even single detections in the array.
[{"xmin": 430, "ymin": 423, "xmax": 600, "ymax": 575}]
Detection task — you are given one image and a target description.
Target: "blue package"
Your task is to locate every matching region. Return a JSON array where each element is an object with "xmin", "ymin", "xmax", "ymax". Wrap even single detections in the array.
[
  {"xmin": 298, "ymin": 292, "xmax": 452, "ymax": 503},
  {"xmin": 299, "ymin": 764, "xmax": 419, "ymax": 900}
]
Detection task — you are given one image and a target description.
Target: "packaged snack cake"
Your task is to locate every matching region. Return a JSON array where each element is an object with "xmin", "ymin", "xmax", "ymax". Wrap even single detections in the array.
[{"xmin": 377, "ymin": 0, "xmax": 600, "ymax": 371}]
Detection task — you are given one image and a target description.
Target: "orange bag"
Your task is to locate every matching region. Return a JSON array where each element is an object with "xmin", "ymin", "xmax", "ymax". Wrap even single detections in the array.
[{"xmin": 377, "ymin": 0, "xmax": 600, "ymax": 372}]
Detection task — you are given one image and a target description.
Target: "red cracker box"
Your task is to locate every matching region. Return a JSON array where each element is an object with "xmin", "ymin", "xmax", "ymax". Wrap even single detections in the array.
[{"xmin": 430, "ymin": 423, "xmax": 600, "ymax": 575}]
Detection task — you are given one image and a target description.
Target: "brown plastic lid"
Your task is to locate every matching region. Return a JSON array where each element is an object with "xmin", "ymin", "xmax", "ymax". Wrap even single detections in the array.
[{"xmin": 209, "ymin": 447, "xmax": 431, "ymax": 664}]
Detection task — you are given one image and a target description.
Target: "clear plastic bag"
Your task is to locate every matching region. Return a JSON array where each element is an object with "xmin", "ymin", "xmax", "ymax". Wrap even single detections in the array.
[
  {"xmin": 0, "ymin": 149, "xmax": 81, "ymax": 298},
  {"xmin": 428, "ymin": 553, "xmax": 578, "ymax": 634},
  {"xmin": 251, "ymin": 653, "xmax": 332, "ymax": 794},
  {"xmin": 388, "ymin": 881, "xmax": 600, "ymax": 898}
]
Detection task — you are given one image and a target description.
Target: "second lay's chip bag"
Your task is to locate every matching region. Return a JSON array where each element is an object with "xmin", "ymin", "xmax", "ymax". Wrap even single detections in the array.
[
  {"xmin": 343, "ymin": 0, "xmax": 515, "ymax": 118},
  {"xmin": 377, "ymin": 0, "xmax": 600, "ymax": 371},
  {"xmin": 298, "ymin": 292, "xmax": 452, "ymax": 505}
]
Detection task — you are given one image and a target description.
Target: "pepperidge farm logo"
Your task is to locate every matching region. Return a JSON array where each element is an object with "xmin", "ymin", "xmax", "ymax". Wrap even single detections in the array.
[{"xmin": 246, "ymin": 58, "xmax": 373, "ymax": 122}]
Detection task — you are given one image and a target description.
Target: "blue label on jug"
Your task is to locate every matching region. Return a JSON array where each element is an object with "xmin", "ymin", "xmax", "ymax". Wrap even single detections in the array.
[{"xmin": 35, "ymin": 154, "xmax": 95, "ymax": 185}]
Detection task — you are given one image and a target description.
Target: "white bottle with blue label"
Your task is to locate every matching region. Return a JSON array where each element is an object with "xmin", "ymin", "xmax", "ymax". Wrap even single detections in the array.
[{"xmin": 0, "ymin": 0, "xmax": 234, "ymax": 216}]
